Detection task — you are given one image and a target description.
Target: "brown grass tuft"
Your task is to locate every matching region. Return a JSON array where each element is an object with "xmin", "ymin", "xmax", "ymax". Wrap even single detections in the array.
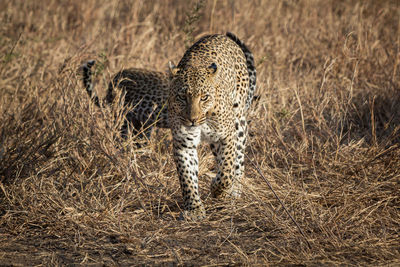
[{"xmin": 1, "ymin": 0, "xmax": 399, "ymax": 265}]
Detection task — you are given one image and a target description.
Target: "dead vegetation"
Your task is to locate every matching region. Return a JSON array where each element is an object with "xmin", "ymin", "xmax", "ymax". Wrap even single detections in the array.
[{"xmin": 1, "ymin": 0, "xmax": 399, "ymax": 265}]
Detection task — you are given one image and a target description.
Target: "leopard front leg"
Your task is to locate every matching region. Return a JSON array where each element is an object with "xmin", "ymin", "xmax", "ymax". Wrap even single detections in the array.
[
  {"xmin": 172, "ymin": 127, "xmax": 205, "ymax": 220},
  {"xmin": 210, "ymin": 129, "xmax": 237, "ymax": 199},
  {"xmin": 232, "ymin": 116, "xmax": 248, "ymax": 198}
]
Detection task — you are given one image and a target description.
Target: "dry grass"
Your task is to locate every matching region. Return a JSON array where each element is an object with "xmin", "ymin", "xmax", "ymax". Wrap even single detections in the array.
[{"xmin": 1, "ymin": 0, "xmax": 399, "ymax": 265}]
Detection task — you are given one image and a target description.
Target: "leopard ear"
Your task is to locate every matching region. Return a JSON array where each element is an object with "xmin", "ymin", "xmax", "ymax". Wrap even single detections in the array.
[
  {"xmin": 207, "ymin": 62, "xmax": 218, "ymax": 75},
  {"xmin": 168, "ymin": 61, "xmax": 180, "ymax": 75}
]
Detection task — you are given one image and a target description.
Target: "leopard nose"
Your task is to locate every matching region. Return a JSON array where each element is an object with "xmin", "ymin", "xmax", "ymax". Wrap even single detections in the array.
[
  {"xmin": 187, "ymin": 114, "xmax": 200, "ymax": 125},
  {"xmin": 189, "ymin": 119, "xmax": 197, "ymax": 126}
]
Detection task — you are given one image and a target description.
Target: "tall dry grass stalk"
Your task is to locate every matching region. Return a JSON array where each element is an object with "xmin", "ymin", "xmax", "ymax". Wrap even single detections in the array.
[{"xmin": 1, "ymin": 0, "xmax": 399, "ymax": 265}]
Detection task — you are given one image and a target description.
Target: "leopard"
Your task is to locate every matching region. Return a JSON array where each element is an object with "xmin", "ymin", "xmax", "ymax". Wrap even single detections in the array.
[
  {"xmin": 81, "ymin": 32, "xmax": 256, "ymax": 221},
  {"xmin": 81, "ymin": 60, "xmax": 170, "ymax": 142},
  {"xmin": 168, "ymin": 32, "xmax": 256, "ymax": 220}
]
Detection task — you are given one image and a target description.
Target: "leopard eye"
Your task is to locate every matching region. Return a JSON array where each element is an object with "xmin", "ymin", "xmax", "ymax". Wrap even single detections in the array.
[
  {"xmin": 208, "ymin": 63, "xmax": 217, "ymax": 74},
  {"xmin": 201, "ymin": 95, "xmax": 209, "ymax": 101}
]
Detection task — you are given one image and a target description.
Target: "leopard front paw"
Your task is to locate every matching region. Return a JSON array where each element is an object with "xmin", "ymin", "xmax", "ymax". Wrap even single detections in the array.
[{"xmin": 180, "ymin": 205, "xmax": 206, "ymax": 221}]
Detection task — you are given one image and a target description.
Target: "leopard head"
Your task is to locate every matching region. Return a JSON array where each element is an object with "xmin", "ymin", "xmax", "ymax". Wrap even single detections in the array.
[{"xmin": 169, "ymin": 63, "xmax": 218, "ymax": 127}]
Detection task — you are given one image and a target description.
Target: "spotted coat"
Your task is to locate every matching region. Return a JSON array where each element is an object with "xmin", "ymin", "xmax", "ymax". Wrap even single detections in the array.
[{"xmin": 168, "ymin": 33, "xmax": 256, "ymax": 220}]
